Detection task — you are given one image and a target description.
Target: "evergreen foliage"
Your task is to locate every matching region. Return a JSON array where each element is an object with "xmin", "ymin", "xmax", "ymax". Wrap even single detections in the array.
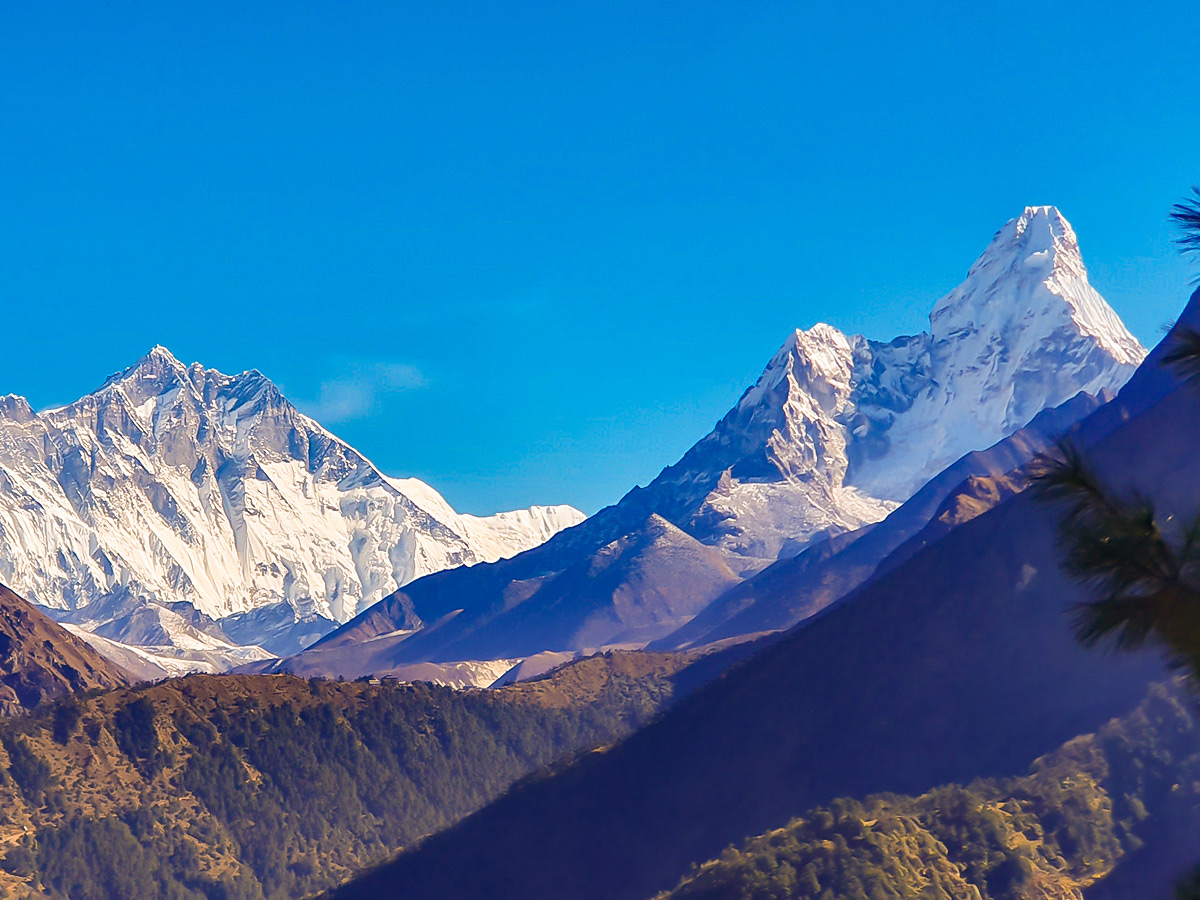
[
  {"xmin": 1171, "ymin": 187, "xmax": 1200, "ymax": 260},
  {"xmin": 0, "ymin": 659, "xmax": 683, "ymax": 900},
  {"xmin": 113, "ymin": 695, "xmax": 170, "ymax": 776},
  {"xmin": 1031, "ymin": 441, "xmax": 1200, "ymax": 680},
  {"xmin": 1, "ymin": 733, "xmax": 55, "ymax": 806},
  {"xmin": 1029, "ymin": 245, "xmax": 1200, "ymax": 900},
  {"xmin": 653, "ymin": 682, "xmax": 1200, "ymax": 900}
]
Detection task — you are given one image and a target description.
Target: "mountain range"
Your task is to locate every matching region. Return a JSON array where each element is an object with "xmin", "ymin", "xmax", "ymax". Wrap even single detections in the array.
[
  {"xmin": 0, "ymin": 206, "xmax": 1145, "ymax": 679},
  {"xmin": 0, "ymin": 202, "xmax": 1194, "ymax": 900},
  {"xmin": 0, "ymin": 351, "xmax": 583, "ymax": 664},
  {"xmin": 318, "ymin": 277, "xmax": 1200, "ymax": 900},
  {"xmin": 285, "ymin": 205, "xmax": 1147, "ymax": 675}
]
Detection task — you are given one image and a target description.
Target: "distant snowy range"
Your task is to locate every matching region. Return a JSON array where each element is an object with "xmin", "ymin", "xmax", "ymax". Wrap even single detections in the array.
[
  {"xmin": 0, "ymin": 353, "xmax": 584, "ymax": 676},
  {"xmin": 0, "ymin": 206, "xmax": 1146, "ymax": 685}
]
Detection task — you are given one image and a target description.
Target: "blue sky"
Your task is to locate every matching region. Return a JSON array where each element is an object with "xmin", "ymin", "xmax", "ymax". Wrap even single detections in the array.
[{"xmin": 1, "ymin": 2, "xmax": 1197, "ymax": 515}]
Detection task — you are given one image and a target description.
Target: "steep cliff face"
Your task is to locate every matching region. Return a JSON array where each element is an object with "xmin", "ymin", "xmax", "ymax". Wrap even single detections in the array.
[{"xmin": 682, "ymin": 206, "xmax": 1144, "ymax": 557}]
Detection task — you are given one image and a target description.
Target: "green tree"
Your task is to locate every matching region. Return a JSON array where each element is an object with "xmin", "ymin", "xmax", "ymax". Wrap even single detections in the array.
[
  {"xmin": 1033, "ymin": 187, "xmax": 1200, "ymax": 900},
  {"xmin": 1030, "ymin": 441, "xmax": 1200, "ymax": 682}
]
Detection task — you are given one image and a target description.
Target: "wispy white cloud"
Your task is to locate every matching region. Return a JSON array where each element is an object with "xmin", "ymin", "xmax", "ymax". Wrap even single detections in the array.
[{"xmin": 298, "ymin": 362, "xmax": 426, "ymax": 424}]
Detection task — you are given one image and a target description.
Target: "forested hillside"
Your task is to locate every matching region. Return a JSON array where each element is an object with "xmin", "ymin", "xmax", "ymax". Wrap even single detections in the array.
[
  {"xmin": 653, "ymin": 680, "xmax": 1200, "ymax": 900},
  {"xmin": 0, "ymin": 652, "xmax": 694, "ymax": 900}
]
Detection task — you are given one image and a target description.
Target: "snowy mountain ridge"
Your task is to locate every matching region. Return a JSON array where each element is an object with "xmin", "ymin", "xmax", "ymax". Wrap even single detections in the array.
[
  {"xmin": 0, "ymin": 348, "xmax": 584, "ymax": 655},
  {"xmin": 683, "ymin": 206, "xmax": 1147, "ymax": 557},
  {"xmin": 291, "ymin": 206, "xmax": 1152, "ymax": 673}
]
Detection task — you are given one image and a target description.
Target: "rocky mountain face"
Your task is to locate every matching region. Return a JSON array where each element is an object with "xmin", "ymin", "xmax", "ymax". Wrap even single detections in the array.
[
  {"xmin": 0, "ymin": 349, "xmax": 583, "ymax": 660},
  {"xmin": 653, "ymin": 388, "xmax": 1109, "ymax": 651},
  {"xmin": 684, "ymin": 205, "xmax": 1143, "ymax": 557},
  {"xmin": 0, "ymin": 583, "xmax": 128, "ymax": 715},
  {"xmin": 294, "ymin": 206, "xmax": 1146, "ymax": 670},
  {"xmin": 317, "ymin": 289, "xmax": 1199, "ymax": 900}
]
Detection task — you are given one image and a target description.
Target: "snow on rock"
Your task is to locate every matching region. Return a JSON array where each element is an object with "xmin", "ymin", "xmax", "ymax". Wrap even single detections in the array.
[
  {"xmin": 0, "ymin": 349, "xmax": 583, "ymax": 657},
  {"xmin": 490, "ymin": 650, "xmax": 579, "ymax": 687},
  {"xmin": 686, "ymin": 206, "xmax": 1145, "ymax": 556},
  {"xmin": 850, "ymin": 205, "xmax": 1145, "ymax": 500},
  {"xmin": 377, "ymin": 658, "xmax": 524, "ymax": 690},
  {"xmin": 388, "ymin": 477, "xmax": 586, "ymax": 562},
  {"xmin": 280, "ymin": 206, "xmax": 1146, "ymax": 672},
  {"xmin": 61, "ymin": 624, "xmax": 274, "ymax": 680}
]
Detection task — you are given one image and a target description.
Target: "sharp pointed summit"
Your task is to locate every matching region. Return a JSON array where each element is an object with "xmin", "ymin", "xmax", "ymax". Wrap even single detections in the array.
[
  {"xmin": 98, "ymin": 343, "xmax": 191, "ymax": 394},
  {"xmin": 672, "ymin": 207, "xmax": 1146, "ymax": 552},
  {"xmin": 931, "ymin": 206, "xmax": 1143, "ymax": 365},
  {"xmin": 850, "ymin": 206, "xmax": 1145, "ymax": 500},
  {"xmin": 293, "ymin": 207, "xmax": 1148, "ymax": 671}
]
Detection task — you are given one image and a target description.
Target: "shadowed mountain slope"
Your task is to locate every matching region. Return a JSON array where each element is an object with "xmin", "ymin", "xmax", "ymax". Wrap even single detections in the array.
[
  {"xmin": 285, "ymin": 515, "xmax": 743, "ymax": 678},
  {"xmin": 318, "ymin": 295, "xmax": 1200, "ymax": 900},
  {"xmin": 295, "ymin": 207, "xmax": 1144, "ymax": 673},
  {"xmin": 0, "ymin": 583, "xmax": 128, "ymax": 716},
  {"xmin": 654, "ymin": 680, "xmax": 1200, "ymax": 900}
]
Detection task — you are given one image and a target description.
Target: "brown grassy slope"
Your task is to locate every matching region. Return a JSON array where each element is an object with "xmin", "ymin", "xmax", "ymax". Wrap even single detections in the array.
[{"xmin": 0, "ymin": 584, "xmax": 128, "ymax": 715}]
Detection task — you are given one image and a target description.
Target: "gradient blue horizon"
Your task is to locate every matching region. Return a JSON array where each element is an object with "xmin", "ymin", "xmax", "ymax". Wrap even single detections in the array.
[{"xmin": 2, "ymin": 1, "xmax": 1197, "ymax": 515}]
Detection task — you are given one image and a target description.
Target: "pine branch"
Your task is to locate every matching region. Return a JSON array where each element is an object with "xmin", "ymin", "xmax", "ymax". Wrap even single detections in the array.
[
  {"xmin": 1161, "ymin": 326, "xmax": 1200, "ymax": 383},
  {"xmin": 1171, "ymin": 186, "xmax": 1200, "ymax": 258},
  {"xmin": 1029, "ymin": 442, "xmax": 1123, "ymax": 528}
]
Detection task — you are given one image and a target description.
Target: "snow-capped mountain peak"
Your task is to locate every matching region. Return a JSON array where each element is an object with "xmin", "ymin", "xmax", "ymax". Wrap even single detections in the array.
[
  {"xmin": 931, "ymin": 205, "xmax": 1144, "ymax": 366},
  {"xmin": 0, "ymin": 394, "xmax": 35, "ymax": 422},
  {"xmin": 747, "ymin": 323, "xmax": 854, "ymax": 412},
  {"xmin": 286, "ymin": 206, "xmax": 1150, "ymax": 673},
  {"xmin": 851, "ymin": 205, "xmax": 1147, "ymax": 500},
  {"xmin": 99, "ymin": 343, "xmax": 191, "ymax": 397},
  {"xmin": 0, "ymin": 350, "xmax": 584, "ymax": 659},
  {"xmin": 681, "ymin": 206, "xmax": 1146, "ymax": 555}
]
